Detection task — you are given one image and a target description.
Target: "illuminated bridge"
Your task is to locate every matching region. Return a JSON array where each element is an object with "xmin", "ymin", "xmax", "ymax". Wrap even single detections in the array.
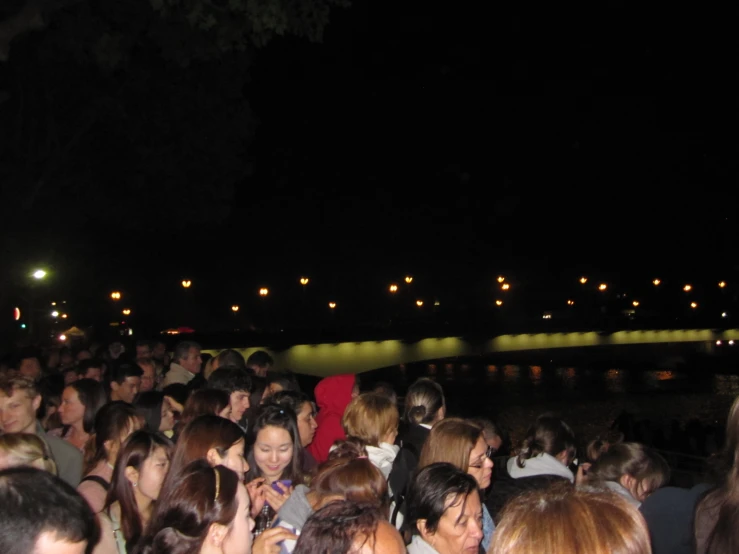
[{"xmin": 202, "ymin": 328, "xmax": 739, "ymax": 377}]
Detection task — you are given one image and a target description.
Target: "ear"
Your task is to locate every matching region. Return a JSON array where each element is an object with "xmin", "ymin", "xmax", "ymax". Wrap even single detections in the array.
[
  {"xmin": 124, "ymin": 465, "xmax": 140, "ymax": 486},
  {"xmin": 110, "ymin": 381, "xmax": 119, "ymax": 392},
  {"xmin": 620, "ymin": 474, "xmax": 637, "ymax": 493},
  {"xmin": 554, "ymin": 450, "xmax": 570, "ymax": 465},
  {"xmin": 206, "ymin": 522, "xmax": 228, "ymax": 548},
  {"xmin": 104, "ymin": 438, "xmax": 120, "ymax": 462},
  {"xmin": 31, "ymin": 394, "xmax": 42, "ymax": 412},
  {"xmin": 206, "ymin": 447, "xmax": 223, "ymax": 467},
  {"xmin": 416, "ymin": 519, "xmax": 433, "ymax": 542}
]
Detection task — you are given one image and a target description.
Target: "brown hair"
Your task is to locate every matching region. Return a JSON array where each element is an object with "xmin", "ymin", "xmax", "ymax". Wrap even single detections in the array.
[
  {"xmin": 404, "ymin": 378, "xmax": 445, "ymax": 425},
  {"xmin": 137, "ymin": 461, "xmax": 239, "ymax": 554},
  {"xmin": 0, "ymin": 375, "xmax": 39, "ymax": 399},
  {"xmin": 84, "ymin": 401, "xmax": 139, "ymax": 474},
  {"xmin": 516, "ymin": 415, "xmax": 576, "ymax": 469},
  {"xmin": 311, "ymin": 439, "xmax": 389, "ymax": 509},
  {"xmin": 0, "ymin": 433, "xmax": 57, "ymax": 474},
  {"xmin": 417, "ymin": 418, "xmax": 482, "ymax": 472},
  {"xmin": 588, "ymin": 442, "xmax": 670, "ymax": 497},
  {"xmin": 489, "ymin": 483, "xmax": 652, "ymax": 554},
  {"xmin": 177, "ymin": 389, "xmax": 230, "ymax": 430},
  {"xmin": 342, "ymin": 393, "xmax": 399, "ymax": 447}
]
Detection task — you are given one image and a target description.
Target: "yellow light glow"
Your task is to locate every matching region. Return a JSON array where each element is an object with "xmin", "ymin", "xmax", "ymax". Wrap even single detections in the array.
[
  {"xmin": 719, "ymin": 281, "xmax": 726, "ymax": 288},
  {"xmin": 259, "ymin": 288, "xmax": 269, "ymax": 296},
  {"xmin": 683, "ymin": 284, "xmax": 692, "ymax": 292},
  {"xmin": 495, "ymin": 300, "xmax": 503, "ymax": 306},
  {"xmin": 632, "ymin": 300, "xmax": 640, "ymax": 307},
  {"xmin": 653, "ymin": 279, "xmax": 661, "ymax": 286},
  {"xmin": 416, "ymin": 300, "xmax": 424, "ymax": 307},
  {"xmin": 598, "ymin": 283, "xmax": 607, "ymax": 291},
  {"xmin": 690, "ymin": 302, "xmax": 698, "ymax": 309},
  {"xmin": 501, "ymin": 283, "xmax": 510, "ymax": 290},
  {"xmin": 122, "ymin": 309, "xmax": 131, "ymax": 315},
  {"xmin": 580, "ymin": 277, "xmax": 588, "ymax": 284},
  {"xmin": 567, "ymin": 299, "xmax": 574, "ymax": 306},
  {"xmin": 61, "ymin": 313, "xmax": 68, "ymax": 319},
  {"xmin": 389, "ymin": 284, "xmax": 398, "ymax": 293},
  {"xmin": 59, "ymin": 334, "xmax": 67, "ymax": 341},
  {"xmin": 328, "ymin": 302, "xmax": 337, "ymax": 309},
  {"xmin": 497, "ymin": 276, "xmax": 505, "ymax": 283},
  {"xmin": 181, "ymin": 280, "xmax": 192, "ymax": 288},
  {"xmin": 110, "ymin": 291, "xmax": 122, "ymax": 300},
  {"xmin": 405, "ymin": 276, "xmax": 413, "ymax": 284},
  {"xmin": 231, "ymin": 305, "xmax": 239, "ymax": 312},
  {"xmin": 300, "ymin": 277, "xmax": 309, "ymax": 286}
]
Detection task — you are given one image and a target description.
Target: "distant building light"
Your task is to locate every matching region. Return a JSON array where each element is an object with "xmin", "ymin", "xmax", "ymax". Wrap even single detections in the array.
[
  {"xmin": 730, "ymin": 340, "xmax": 735, "ymax": 346},
  {"xmin": 542, "ymin": 313, "xmax": 552, "ymax": 319}
]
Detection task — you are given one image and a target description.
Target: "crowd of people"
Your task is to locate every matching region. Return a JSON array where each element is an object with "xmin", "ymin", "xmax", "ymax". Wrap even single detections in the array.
[{"xmin": 1, "ymin": 338, "xmax": 738, "ymax": 554}]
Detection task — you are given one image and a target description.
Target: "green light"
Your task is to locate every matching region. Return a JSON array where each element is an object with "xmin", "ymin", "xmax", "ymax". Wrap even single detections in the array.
[{"xmin": 20, "ymin": 323, "xmax": 26, "ymax": 329}]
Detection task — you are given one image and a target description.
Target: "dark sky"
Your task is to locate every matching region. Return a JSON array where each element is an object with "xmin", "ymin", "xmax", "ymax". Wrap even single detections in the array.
[{"xmin": 2, "ymin": 0, "xmax": 738, "ymax": 315}]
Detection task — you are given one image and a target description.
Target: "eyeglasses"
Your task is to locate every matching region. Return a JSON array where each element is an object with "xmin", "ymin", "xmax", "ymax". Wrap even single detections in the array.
[{"xmin": 469, "ymin": 446, "xmax": 496, "ymax": 469}]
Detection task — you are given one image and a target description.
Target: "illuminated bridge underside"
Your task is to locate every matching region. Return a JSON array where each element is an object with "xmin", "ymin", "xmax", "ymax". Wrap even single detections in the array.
[{"xmin": 203, "ymin": 329, "xmax": 739, "ymax": 377}]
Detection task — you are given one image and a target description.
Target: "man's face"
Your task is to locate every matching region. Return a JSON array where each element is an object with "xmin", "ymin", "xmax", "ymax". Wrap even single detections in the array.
[
  {"xmin": 0, "ymin": 388, "xmax": 41, "ymax": 434},
  {"xmin": 83, "ymin": 367, "xmax": 102, "ymax": 382},
  {"xmin": 139, "ymin": 363, "xmax": 156, "ymax": 392},
  {"xmin": 180, "ymin": 348, "xmax": 202, "ymax": 374},
  {"xmin": 136, "ymin": 345, "xmax": 152, "ymax": 359},
  {"xmin": 111, "ymin": 377, "xmax": 141, "ymax": 404},
  {"xmin": 229, "ymin": 390, "xmax": 250, "ymax": 423},
  {"xmin": 18, "ymin": 358, "xmax": 41, "ymax": 381}
]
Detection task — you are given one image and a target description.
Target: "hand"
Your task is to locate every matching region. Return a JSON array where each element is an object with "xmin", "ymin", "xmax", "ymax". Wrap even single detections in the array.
[
  {"xmin": 252, "ymin": 527, "xmax": 298, "ymax": 554},
  {"xmin": 575, "ymin": 462, "xmax": 592, "ymax": 486},
  {"xmin": 164, "ymin": 395, "xmax": 184, "ymax": 414},
  {"xmin": 260, "ymin": 482, "xmax": 294, "ymax": 513},
  {"xmin": 247, "ymin": 478, "xmax": 266, "ymax": 517}
]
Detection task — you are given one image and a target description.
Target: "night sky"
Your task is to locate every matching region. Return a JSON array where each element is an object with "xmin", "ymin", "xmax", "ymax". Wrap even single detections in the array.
[{"xmin": 1, "ymin": 0, "xmax": 737, "ymax": 336}]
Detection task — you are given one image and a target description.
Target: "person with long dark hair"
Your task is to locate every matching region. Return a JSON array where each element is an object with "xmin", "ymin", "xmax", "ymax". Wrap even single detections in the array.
[
  {"xmin": 95, "ymin": 431, "xmax": 173, "ymax": 554},
  {"xmin": 52, "ymin": 378, "xmax": 107, "ymax": 452}
]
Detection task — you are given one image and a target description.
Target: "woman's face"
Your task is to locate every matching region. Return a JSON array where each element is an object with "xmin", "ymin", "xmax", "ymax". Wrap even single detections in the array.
[
  {"xmin": 423, "ymin": 492, "xmax": 483, "ymax": 554},
  {"xmin": 296, "ymin": 402, "xmax": 318, "ymax": 447},
  {"xmin": 214, "ymin": 439, "xmax": 249, "ymax": 479},
  {"xmin": 159, "ymin": 399, "xmax": 175, "ymax": 433},
  {"xmin": 467, "ymin": 436, "xmax": 493, "ymax": 490},
  {"xmin": 136, "ymin": 446, "xmax": 170, "ymax": 501},
  {"xmin": 253, "ymin": 425, "xmax": 293, "ymax": 483},
  {"xmin": 58, "ymin": 387, "xmax": 85, "ymax": 427},
  {"xmin": 221, "ymin": 483, "xmax": 254, "ymax": 554}
]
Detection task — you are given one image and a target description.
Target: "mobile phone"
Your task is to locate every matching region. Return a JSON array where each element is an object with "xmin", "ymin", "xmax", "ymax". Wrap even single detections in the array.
[{"xmin": 271, "ymin": 479, "xmax": 292, "ymax": 494}]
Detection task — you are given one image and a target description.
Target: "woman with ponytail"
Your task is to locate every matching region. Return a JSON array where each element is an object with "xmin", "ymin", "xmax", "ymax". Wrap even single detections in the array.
[{"xmin": 78, "ymin": 401, "xmax": 141, "ymax": 513}]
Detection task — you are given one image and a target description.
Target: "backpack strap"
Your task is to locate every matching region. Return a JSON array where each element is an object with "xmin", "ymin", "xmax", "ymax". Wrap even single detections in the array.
[{"xmin": 80, "ymin": 475, "xmax": 110, "ymax": 490}]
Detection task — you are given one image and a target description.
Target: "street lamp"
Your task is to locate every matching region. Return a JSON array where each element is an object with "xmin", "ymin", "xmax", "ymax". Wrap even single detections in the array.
[
  {"xmin": 501, "ymin": 283, "xmax": 510, "ymax": 291},
  {"xmin": 389, "ymin": 284, "xmax": 398, "ymax": 293},
  {"xmin": 579, "ymin": 277, "xmax": 588, "ymax": 284},
  {"xmin": 300, "ymin": 277, "xmax": 309, "ymax": 286},
  {"xmin": 495, "ymin": 300, "xmax": 503, "ymax": 306},
  {"xmin": 497, "ymin": 276, "xmax": 505, "ymax": 283},
  {"xmin": 181, "ymin": 280, "xmax": 192, "ymax": 288},
  {"xmin": 690, "ymin": 302, "xmax": 698, "ymax": 309},
  {"xmin": 632, "ymin": 300, "xmax": 640, "ymax": 307},
  {"xmin": 653, "ymin": 279, "xmax": 661, "ymax": 286},
  {"xmin": 719, "ymin": 281, "xmax": 727, "ymax": 288},
  {"xmin": 51, "ymin": 311, "xmax": 59, "ymax": 318},
  {"xmin": 598, "ymin": 283, "xmax": 607, "ymax": 291},
  {"xmin": 259, "ymin": 288, "xmax": 269, "ymax": 297},
  {"xmin": 231, "ymin": 305, "xmax": 239, "ymax": 312},
  {"xmin": 32, "ymin": 269, "xmax": 47, "ymax": 280},
  {"xmin": 416, "ymin": 300, "xmax": 424, "ymax": 307},
  {"xmin": 122, "ymin": 309, "xmax": 131, "ymax": 315},
  {"xmin": 404, "ymin": 276, "xmax": 413, "ymax": 284},
  {"xmin": 111, "ymin": 291, "xmax": 122, "ymax": 300},
  {"xmin": 328, "ymin": 302, "xmax": 337, "ymax": 309},
  {"xmin": 567, "ymin": 300, "xmax": 574, "ymax": 306},
  {"xmin": 683, "ymin": 284, "xmax": 692, "ymax": 292}
]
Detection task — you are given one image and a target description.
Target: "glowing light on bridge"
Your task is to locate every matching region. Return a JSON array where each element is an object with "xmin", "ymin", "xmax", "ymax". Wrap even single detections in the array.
[
  {"xmin": 579, "ymin": 277, "xmax": 588, "ymax": 284},
  {"xmin": 231, "ymin": 305, "xmax": 239, "ymax": 312},
  {"xmin": 653, "ymin": 279, "xmax": 661, "ymax": 286},
  {"xmin": 598, "ymin": 283, "xmax": 607, "ymax": 291},
  {"xmin": 719, "ymin": 281, "xmax": 726, "ymax": 288},
  {"xmin": 501, "ymin": 283, "xmax": 510, "ymax": 290},
  {"xmin": 300, "ymin": 277, "xmax": 309, "ymax": 286},
  {"xmin": 632, "ymin": 300, "xmax": 640, "ymax": 307},
  {"xmin": 495, "ymin": 300, "xmax": 503, "ymax": 306},
  {"xmin": 259, "ymin": 288, "xmax": 269, "ymax": 297},
  {"xmin": 389, "ymin": 284, "xmax": 398, "ymax": 293},
  {"xmin": 497, "ymin": 276, "xmax": 505, "ymax": 283},
  {"xmin": 404, "ymin": 276, "xmax": 413, "ymax": 284},
  {"xmin": 683, "ymin": 284, "xmax": 692, "ymax": 292},
  {"xmin": 690, "ymin": 302, "xmax": 698, "ymax": 309},
  {"xmin": 328, "ymin": 302, "xmax": 337, "ymax": 309},
  {"xmin": 416, "ymin": 300, "xmax": 424, "ymax": 307},
  {"xmin": 567, "ymin": 299, "xmax": 574, "ymax": 306},
  {"xmin": 181, "ymin": 280, "xmax": 192, "ymax": 288}
]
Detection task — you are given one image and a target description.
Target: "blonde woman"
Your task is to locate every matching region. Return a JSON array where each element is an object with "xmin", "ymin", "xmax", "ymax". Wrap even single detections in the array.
[{"xmin": 0, "ymin": 433, "xmax": 57, "ymax": 474}]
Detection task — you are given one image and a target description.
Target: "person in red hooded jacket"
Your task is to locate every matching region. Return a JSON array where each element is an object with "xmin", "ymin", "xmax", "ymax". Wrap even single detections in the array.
[{"xmin": 307, "ymin": 374, "xmax": 359, "ymax": 464}]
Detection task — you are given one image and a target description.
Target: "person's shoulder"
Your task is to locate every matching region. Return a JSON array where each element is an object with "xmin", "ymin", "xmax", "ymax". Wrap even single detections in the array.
[{"xmin": 45, "ymin": 430, "xmax": 82, "ymax": 460}]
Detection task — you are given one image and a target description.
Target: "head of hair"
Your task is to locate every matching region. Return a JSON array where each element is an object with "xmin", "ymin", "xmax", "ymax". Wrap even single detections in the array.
[
  {"xmin": 342, "ymin": 392, "xmax": 399, "ymax": 447},
  {"xmin": 402, "ymin": 462, "xmax": 480, "ymax": 542},
  {"xmin": 164, "ymin": 415, "xmax": 244, "ymax": 491},
  {"xmin": 468, "ymin": 417, "xmax": 501, "ymax": 442},
  {"xmin": 207, "ymin": 367, "xmax": 252, "ymax": 395},
  {"xmin": 77, "ymin": 358, "xmax": 104, "ymax": 376},
  {"xmin": 311, "ymin": 439, "xmax": 389, "ymax": 509},
  {"xmin": 179, "ymin": 388, "xmax": 231, "ymax": 429},
  {"xmin": 489, "ymin": 482, "xmax": 652, "ymax": 554},
  {"xmin": 266, "ymin": 370, "xmax": 301, "ymax": 393},
  {"xmin": 134, "ymin": 391, "xmax": 167, "ymax": 433},
  {"xmin": 107, "ymin": 430, "xmax": 173, "ymax": 550},
  {"xmin": 246, "ymin": 404, "xmax": 304, "ymax": 484},
  {"xmin": 372, "ymin": 381, "xmax": 398, "ymax": 405},
  {"xmin": 84, "ymin": 401, "xmax": 139, "ymax": 474},
  {"xmin": 0, "ymin": 467, "xmax": 99, "ymax": 553},
  {"xmin": 588, "ymin": 442, "xmax": 670, "ymax": 496},
  {"xmin": 586, "ymin": 431, "xmax": 625, "ymax": 463},
  {"xmin": 0, "ymin": 375, "xmax": 39, "ymax": 399},
  {"xmin": 172, "ymin": 341, "xmax": 201, "ymax": 364},
  {"xmin": 111, "ymin": 362, "xmax": 144, "ymax": 385},
  {"xmin": 246, "ymin": 350, "xmax": 273, "ymax": 369},
  {"xmin": 214, "ymin": 349, "xmax": 246, "ymax": 370},
  {"xmin": 293, "ymin": 500, "xmax": 386, "ymax": 554},
  {"xmin": 516, "ymin": 414, "xmax": 576, "ymax": 469},
  {"xmin": 417, "ymin": 418, "xmax": 482, "ymax": 472},
  {"xmin": 267, "ymin": 390, "xmax": 313, "ymax": 415},
  {"xmin": 0, "ymin": 433, "xmax": 57, "ymax": 474},
  {"xmin": 138, "ymin": 461, "xmax": 239, "ymax": 554},
  {"xmin": 404, "ymin": 378, "xmax": 445, "ymax": 425},
  {"xmin": 66, "ymin": 378, "xmax": 107, "ymax": 434},
  {"xmin": 161, "ymin": 383, "xmax": 189, "ymax": 408}
]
